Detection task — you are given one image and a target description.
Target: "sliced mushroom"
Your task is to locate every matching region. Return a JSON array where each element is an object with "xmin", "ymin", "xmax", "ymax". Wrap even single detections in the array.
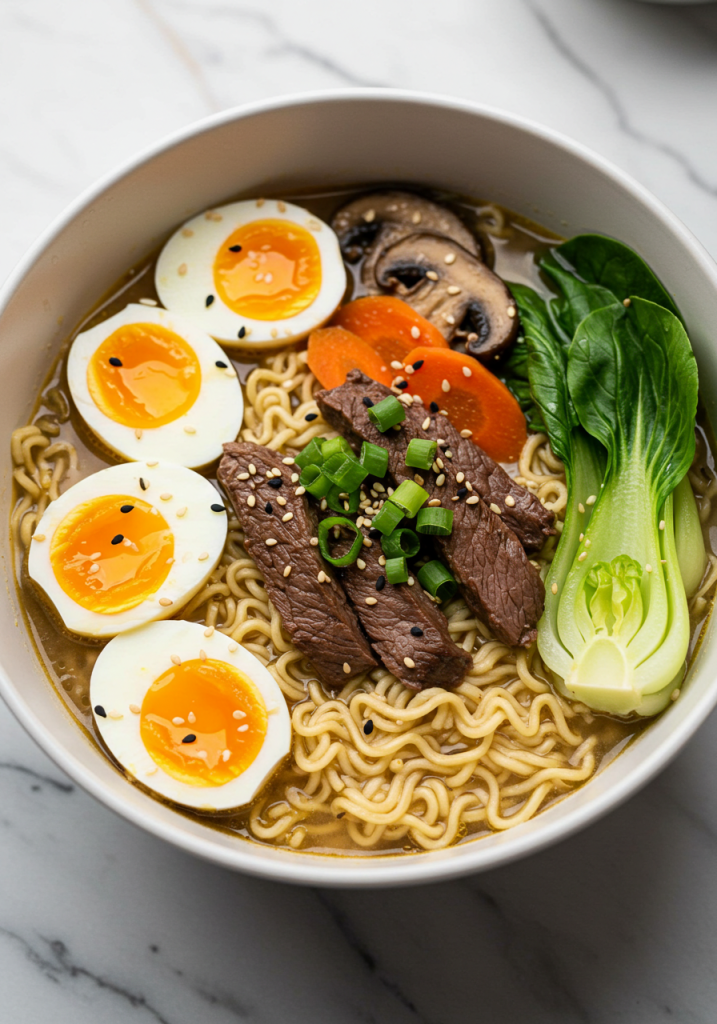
[
  {"xmin": 331, "ymin": 190, "xmax": 481, "ymax": 291},
  {"xmin": 373, "ymin": 233, "xmax": 519, "ymax": 362}
]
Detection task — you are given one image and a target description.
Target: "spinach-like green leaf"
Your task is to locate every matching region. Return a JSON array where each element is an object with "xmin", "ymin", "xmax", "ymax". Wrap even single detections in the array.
[
  {"xmin": 500, "ymin": 336, "xmax": 546, "ymax": 433},
  {"xmin": 568, "ymin": 297, "xmax": 698, "ymax": 507}
]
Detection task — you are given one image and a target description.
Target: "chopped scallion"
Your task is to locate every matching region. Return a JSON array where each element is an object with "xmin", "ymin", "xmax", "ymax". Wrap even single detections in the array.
[
  {"xmin": 367, "ymin": 395, "xmax": 406, "ymax": 432},
  {"xmin": 381, "ymin": 528, "xmax": 420, "ymax": 560},
  {"xmin": 390, "ymin": 480, "xmax": 428, "ymax": 518},
  {"xmin": 360, "ymin": 441, "xmax": 389, "ymax": 478},
  {"xmin": 300, "ymin": 464, "xmax": 331, "ymax": 498},
  {"xmin": 327, "ymin": 485, "xmax": 360, "ymax": 515},
  {"xmin": 416, "ymin": 506, "xmax": 454, "ymax": 536},
  {"xmin": 385, "ymin": 556, "xmax": 408, "ymax": 585},
  {"xmin": 294, "ymin": 436, "xmax": 326, "ymax": 469},
  {"xmin": 317, "ymin": 517, "xmax": 363, "ymax": 567},
  {"xmin": 321, "ymin": 436, "xmax": 353, "ymax": 460},
  {"xmin": 371, "ymin": 500, "xmax": 404, "ymax": 535},
  {"xmin": 323, "ymin": 451, "xmax": 368, "ymax": 492},
  {"xmin": 417, "ymin": 560, "xmax": 457, "ymax": 602},
  {"xmin": 405, "ymin": 438, "xmax": 437, "ymax": 470}
]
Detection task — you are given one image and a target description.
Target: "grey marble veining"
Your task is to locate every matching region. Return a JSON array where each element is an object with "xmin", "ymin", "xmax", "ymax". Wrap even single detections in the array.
[{"xmin": 2, "ymin": 1, "xmax": 717, "ymax": 1020}]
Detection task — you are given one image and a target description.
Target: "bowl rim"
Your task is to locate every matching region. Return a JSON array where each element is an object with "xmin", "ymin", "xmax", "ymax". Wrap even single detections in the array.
[{"xmin": 2, "ymin": 87, "xmax": 717, "ymax": 888}]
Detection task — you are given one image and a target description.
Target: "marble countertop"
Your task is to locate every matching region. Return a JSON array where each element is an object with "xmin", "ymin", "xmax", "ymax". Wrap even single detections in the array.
[{"xmin": 3, "ymin": 1, "xmax": 717, "ymax": 1020}]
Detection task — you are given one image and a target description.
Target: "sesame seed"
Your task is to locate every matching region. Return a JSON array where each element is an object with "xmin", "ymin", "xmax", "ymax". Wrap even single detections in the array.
[
  {"xmin": 305, "ymin": 412, "xmax": 318, "ymax": 421},
  {"xmin": 94, "ymin": 705, "xmax": 107, "ymax": 718},
  {"xmin": 436, "ymin": 457, "xmax": 444, "ymax": 470},
  {"xmin": 310, "ymin": 537, "xmax": 319, "ymax": 546},
  {"xmin": 291, "ymin": 472, "xmax": 299, "ymax": 483},
  {"xmin": 363, "ymin": 208, "xmax": 376, "ymax": 223},
  {"xmin": 32, "ymin": 533, "xmax": 45, "ymax": 542},
  {"xmin": 277, "ymin": 496, "xmax": 287, "ymax": 506},
  {"xmin": 200, "ymin": 649, "xmax": 207, "ymax": 660},
  {"xmin": 282, "ymin": 512, "xmax": 293, "ymax": 523},
  {"xmin": 184, "ymin": 425, "xmax": 196, "ymax": 435},
  {"xmin": 139, "ymin": 478, "xmax": 148, "ymax": 491},
  {"xmin": 462, "ymin": 366, "xmax": 472, "ymax": 378},
  {"xmin": 248, "ymin": 464, "xmax": 256, "ymax": 475},
  {"xmin": 421, "ymin": 417, "xmax": 431, "ymax": 431},
  {"xmin": 426, "ymin": 270, "xmax": 439, "ymax": 281},
  {"xmin": 376, "ymin": 575, "xmax": 386, "ymax": 591},
  {"xmin": 178, "ymin": 263, "xmax": 187, "ymax": 276},
  {"xmin": 436, "ymin": 474, "xmax": 446, "ymax": 487},
  {"xmin": 171, "ymin": 654, "xmax": 181, "ymax": 665},
  {"xmin": 318, "ymin": 571, "xmax": 328, "ymax": 583},
  {"xmin": 444, "ymin": 252, "xmax": 457, "ymax": 264},
  {"xmin": 585, "ymin": 538, "xmax": 591, "ymax": 548},
  {"xmin": 378, "ymin": 555, "xmax": 386, "ymax": 566},
  {"xmin": 363, "ymin": 537, "xmax": 373, "ymax": 547},
  {"xmin": 466, "ymin": 496, "xmax": 480, "ymax": 505},
  {"xmin": 135, "ymin": 428, "xmax": 143, "ymax": 440},
  {"xmin": 160, "ymin": 492, "xmax": 172, "ymax": 501},
  {"xmin": 129, "ymin": 704, "xmax": 140, "ymax": 714},
  {"xmin": 172, "ymin": 716, "xmax": 185, "ymax": 725},
  {"xmin": 578, "ymin": 502, "xmax": 585, "ymax": 514},
  {"xmin": 505, "ymin": 495, "xmax": 516, "ymax": 507},
  {"xmin": 356, "ymin": 558, "xmax": 366, "ymax": 570},
  {"xmin": 265, "ymin": 538, "xmax": 278, "ymax": 546},
  {"xmin": 343, "ymin": 662, "xmax": 351, "ymax": 674},
  {"xmin": 441, "ymin": 379, "xmax": 451, "ymax": 393},
  {"xmin": 428, "ymin": 498, "xmax": 442, "ymax": 507},
  {"xmin": 204, "ymin": 626, "xmax": 215, "ymax": 638},
  {"xmin": 228, "ymin": 642, "xmax": 238, "ymax": 652},
  {"xmin": 198, "ymin": 551, "xmax": 209, "ymax": 561},
  {"xmin": 111, "ymin": 534, "xmax": 124, "ymax": 545},
  {"xmin": 460, "ymin": 429, "xmax": 473, "ymax": 438},
  {"xmin": 411, "ymin": 326, "xmax": 421, "ymax": 339},
  {"xmin": 159, "ymin": 598, "xmax": 173, "ymax": 607},
  {"xmin": 182, "ymin": 734, "xmax": 196, "ymax": 744},
  {"xmin": 623, "ymin": 298, "xmax": 632, "ymax": 307},
  {"xmin": 391, "ymin": 360, "xmax": 404, "ymax": 370},
  {"xmin": 465, "ymin": 482, "xmax": 473, "ymax": 492},
  {"xmin": 578, "ymin": 551, "xmax": 587, "ymax": 562},
  {"xmin": 586, "ymin": 495, "xmax": 597, "ymax": 505},
  {"xmin": 659, "ymin": 520, "xmax": 666, "ymax": 531},
  {"xmin": 237, "ymin": 472, "xmax": 250, "ymax": 481},
  {"xmin": 414, "ymin": 474, "xmax": 425, "ymax": 486},
  {"xmin": 363, "ymin": 719, "xmax": 374, "ymax": 734},
  {"xmin": 403, "ymin": 657, "xmax": 416, "ymax": 669},
  {"xmin": 443, "ymin": 313, "xmax": 456, "ymax": 325},
  {"xmin": 407, "ymin": 577, "xmax": 414, "ymax": 586},
  {"xmin": 176, "ymin": 507, "xmax": 187, "ymax": 518},
  {"xmin": 108, "ymin": 710, "xmax": 123, "ymax": 720},
  {"xmin": 507, "ymin": 306, "xmax": 516, "ymax": 318},
  {"xmin": 456, "ymin": 472, "xmax": 465, "ymax": 484},
  {"xmin": 490, "ymin": 503, "xmax": 502, "ymax": 515},
  {"xmin": 222, "ymin": 750, "xmax": 231, "ymax": 762},
  {"xmin": 283, "ymin": 565, "xmax": 292, "ymax": 578},
  {"xmin": 233, "ymin": 710, "xmax": 246, "ymax": 720},
  {"xmin": 211, "ymin": 503, "xmax": 226, "ymax": 513},
  {"xmin": 247, "ymin": 495, "xmax": 256, "ymax": 508},
  {"xmin": 365, "ymin": 596, "xmax": 378, "ymax": 605},
  {"xmin": 646, "ymin": 564, "xmax": 653, "ymax": 573},
  {"xmin": 447, "ymin": 285, "xmax": 461, "ymax": 295},
  {"xmin": 295, "ymin": 486, "xmax": 306, "ymax": 496}
]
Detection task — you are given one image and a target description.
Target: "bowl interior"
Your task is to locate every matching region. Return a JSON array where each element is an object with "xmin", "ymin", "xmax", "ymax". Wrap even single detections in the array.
[{"xmin": 2, "ymin": 92, "xmax": 716, "ymax": 886}]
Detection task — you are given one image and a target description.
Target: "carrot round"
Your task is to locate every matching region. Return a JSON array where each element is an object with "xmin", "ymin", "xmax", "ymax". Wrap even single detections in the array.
[
  {"xmin": 331, "ymin": 296, "xmax": 448, "ymax": 366},
  {"xmin": 403, "ymin": 346, "xmax": 527, "ymax": 463},
  {"xmin": 307, "ymin": 326, "xmax": 394, "ymax": 390}
]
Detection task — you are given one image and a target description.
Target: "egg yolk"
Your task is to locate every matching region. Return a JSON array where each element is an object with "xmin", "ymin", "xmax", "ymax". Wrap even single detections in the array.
[
  {"xmin": 87, "ymin": 323, "xmax": 201, "ymax": 429},
  {"xmin": 140, "ymin": 659, "xmax": 268, "ymax": 786},
  {"xmin": 213, "ymin": 219, "xmax": 322, "ymax": 321},
  {"xmin": 50, "ymin": 495, "xmax": 174, "ymax": 614}
]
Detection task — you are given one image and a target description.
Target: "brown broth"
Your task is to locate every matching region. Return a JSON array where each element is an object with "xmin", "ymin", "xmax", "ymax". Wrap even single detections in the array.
[{"xmin": 12, "ymin": 185, "xmax": 716, "ymax": 856}]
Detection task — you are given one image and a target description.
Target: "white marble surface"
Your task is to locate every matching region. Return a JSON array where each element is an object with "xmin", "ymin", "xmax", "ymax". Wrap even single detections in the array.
[{"xmin": 3, "ymin": 0, "xmax": 717, "ymax": 1020}]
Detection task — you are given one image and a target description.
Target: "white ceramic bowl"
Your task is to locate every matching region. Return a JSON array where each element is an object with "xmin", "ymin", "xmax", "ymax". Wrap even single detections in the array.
[{"xmin": 2, "ymin": 91, "xmax": 716, "ymax": 888}]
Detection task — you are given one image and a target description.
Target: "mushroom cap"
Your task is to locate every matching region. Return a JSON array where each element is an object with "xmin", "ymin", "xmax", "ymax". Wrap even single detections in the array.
[
  {"xmin": 373, "ymin": 232, "xmax": 520, "ymax": 363},
  {"xmin": 331, "ymin": 190, "xmax": 481, "ymax": 292}
]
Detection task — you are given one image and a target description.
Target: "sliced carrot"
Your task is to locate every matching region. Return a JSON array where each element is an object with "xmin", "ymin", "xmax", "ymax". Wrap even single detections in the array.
[
  {"xmin": 307, "ymin": 327, "xmax": 394, "ymax": 390},
  {"xmin": 331, "ymin": 296, "xmax": 448, "ymax": 366},
  {"xmin": 403, "ymin": 346, "xmax": 527, "ymax": 463}
]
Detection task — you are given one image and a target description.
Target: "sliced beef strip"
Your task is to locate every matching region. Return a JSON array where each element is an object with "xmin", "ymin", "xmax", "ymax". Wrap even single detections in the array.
[
  {"xmin": 316, "ymin": 371, "xmax": 544, "ymax": 647},
  {"xmin": 317, "ymin": 369, "xmax": 554, "ymax": 553},
  {"xmin": 218, "ymin": 442, "xmax": 377, "ymax": 688},
  {"xmin": 333, "ymin": 523, "xmax": 472, "ymax": 690}
]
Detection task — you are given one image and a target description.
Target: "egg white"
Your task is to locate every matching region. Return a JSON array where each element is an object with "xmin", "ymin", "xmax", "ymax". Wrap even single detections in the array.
[
  {"xmin": 155, "ymin": 199, "xmax": 346, "ymax": 348},
  {"xmin": 28, "ymin": 461, "xmax": 227, "ymax": 638},
  {"xmin": 67, "ymin": 304, "xmax": 243, "ymax": 469},
  {"xmin": 90, "ymin": 619, "xmax": 291, "ymax": 811}
]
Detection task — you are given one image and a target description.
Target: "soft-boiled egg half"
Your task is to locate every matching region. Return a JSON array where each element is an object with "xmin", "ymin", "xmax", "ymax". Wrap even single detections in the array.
[
  {"xmin": 91, "ymin": 620, "xmax": 290, "ymax": 811},
  {"xmin": 67, "ymin": 304, "xmax": 243, "ymax": 468},
  {"xmin": 155, "ymin": 199, "xmax": 346, "ymax": 347},
  {"xmin": 28, "ymin": 461, "xmax": 227, "ymax": 638}
]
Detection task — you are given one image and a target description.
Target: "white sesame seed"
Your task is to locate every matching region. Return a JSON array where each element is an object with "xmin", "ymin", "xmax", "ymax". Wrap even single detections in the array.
[
  {"xmin": 411, "ymin": 326, "xmax": 421, "ymax": 339},
  {"xmin": 466, "ymin": 496, "xmax": 480, "ymax": 505},
  {"xmin": 198, "ymin": 551, "xmax": 209, "ymax": 561},
  {"xmin": 237, "ymin": 724, "xmax": 249, "ymax": 733},
  {"xmin": 407, "ymin": 577, "xmax": 414, "ymax": 586},
  {"xmin": 160, "ymin": 492, "xmax": 172, "ymax": 501},
  {"xmin": 363, "ymin": 537, "xmax": 373, "ymax": 547},
  {"xmin": 461, "ymin": 366, "xmax": 473, "ymax": 380},
  {"xmin": 343, "ymin": 662, "xmax": 351, "ymax": 674},
  {"xmin": 320, "ymin": 498, "xmax": 327, "ymax": 510},
  {"xmin": 447, "ymin": 285, "xmax": 461, "ymax": 295},
  {"xmin": 159, "ymin": 598, "xmax": 173, "ymax": 607},
  {"xmin": 426, "ymin": 270, "xmax": 439, "ymax": 281},
  {"xmin": 551, "ymin": 583, "xmax": 558, "ymax": 595},
  {"xmin": 490, "ymin": 503, "xmax": 502, "ymax": 515},
  {"xmin": 505, "ymin": 495, "xmax": 516, "ymax": 507},
  {"xmin": 171, "ymin": 654, "xmax": 181, "ymax": 665},
  {"xmin": 135, "ymin": 429, "xmax": 143, "ymax": 440},
  {"xmin": 247, "ymin": 495, "xmax": 256, "ymax": 507},
  {"xmin": 248, "ymin": 464, "xmax": 256, "ymax": 475},
  {"xmin": 646, "ymin": 564, "xmax": 653, "ymax": 573},
  {"xmin": 281, "ymin": 512, "xmax": 293, "ymax": 523},
  {"xmin": 282, "ymin": 379, "xmax": 294, "ymax": 390},
  {"xmin": 222, "ymin": 750, "xmax": 231, "ymax": 762},
  {"xmin": 200, "ymin": 649, "xmax": 207, "ymax": 660},
  {"xmin": 441, "ymin": 379, "xmax": 451, "ymax": 393},
  {"xmin": 146, "ymin": 460, "xmax": 158, "ymax": 468},
  {"xmin": 436, "ymin": 457, "xmax": 444, "ymax": 470},
  {"xmin": 403, "ymin": 657, "xmax": 416, "ymax": 669},
  {"xmin": 623, "ymin": 298, "xmax": 632, "ymax": 308},
  {"xmin": 108, "ymin": 710, "xmax": 123, "ymax": 720},
  {"xmin": 586, "ymin": 495, "xmax": 597, "ymax": 505},
  {"xmin": 578, "ymin": 502, "xmax": 585, "ymax": 514},
  {"xmin": 129, "ymin": 704, "xmax": 141, "ymax": 714},
  {"xmin": 228, "ymin": 643, "xmax": 238, "ymax": 652},
  {"xmin": 444, "ymin": 252, "xmax": 457, "ymax": 265},
  {"xmin": 277, "ymin": 496, "xmax": 287, "ymax": 506},
  {"xmin": 378, "ymin": 555, "xmax": 386, "ymax": 566},
  {"xmin": 428, "ymin": 498, "xmax": 442, "ymax": 507},
  {"xmin": 460, "ymin": 429, "xmax": 473, "ymax": 438},
  {"xmin": 256, "ymin": 198, "xmax": 265, "ymax": 208},
  {"xmin": 237, "ymin": 472, "xmax": 250, "ymax": 480},
  {"xmin": 671, "ymin": 688, "xmax": 680, "ymax": 701},
  {"xmin": 356, "ymin": 558, "xmax": 367, "ymax": 570},
  {"xmin": 507, "ymin": 306, "xmax": 516, "ymax": 318},
  {"xmin": 178, "ymin": 263, "xmax": 187, "ymax": 276},
  {"xmin": 176, "ymin": 507, "xmax": 187, "ymax": 518},
  {"xmin": 436, "ymin": 473, "xmax": 446, "ymax": 487},
  {"xmin": 317, "ymin": 570, "xmax": 327, "ymax": 583},
  {"xmin": 365, "ymin": 597, "xmax": 378, "ymax": 605},
  {"xmin": 659, "ymin": 520, "xmax": 666, "ymax": 531},
  {"xmin": 139, "ymin": 297, "xmax": 158, "ymax": 306},
  {"xmin": 265, "ymin": 538, "xmax": 278, "ymax": 546},
  {"xmin": 291, "ymin": 473, "xmax": 299, "ymax": 483},
  {"xmin": 422, "ymin": 416, "xmax": 431, "ymax": 431},
  {"xmin": 310, "ymin": 537, "xmax": 319, "ymax": 546},
  {"xmin": 172, "ymin": 716, "xmax": 185, "ymax": 726},
  {"xmin": 465, "ymin": 482, "xmax": 473, "ymax": 492},
  {"xmin": 391, "ymin": 360, "xmax": 404, "ymax": 370},
  {"xmin": 282, "ymin": 456, "xmax": 295, "ymax": 465},
  {"xmin": 295, "ymin": 486, "xmax": 306, "ymax": 496},
  {"xmin": 32, "ymin": 533, "xmax": 46, "ymax": 542},
  {"xmin": 233, "ymin": 710, "xmax": 246, "ymax": 719},
  {"xmin": 414, "ymin": 474, "xmax": 425, "ymax": 486},
  {"xmin": 585, "ymin": 538, "xmax": 591, "ymax": 548},
  {"xmin": 363, "ymin": 209, "xmax": 376, "ymax": 223},
  {"xmin": 283, "ymin": 565, "xmax": 292, "ymax": 578},
  {"xmin": 184, "ymin": 425, "xmax": 196, "ymax": 435},
  {"xmin": 444, "ymin": 314, "xmax": 456, "ymax": 325},
  {"xmin": 578, "ymin": 551, "xmax": 587, "ymax": 562}
]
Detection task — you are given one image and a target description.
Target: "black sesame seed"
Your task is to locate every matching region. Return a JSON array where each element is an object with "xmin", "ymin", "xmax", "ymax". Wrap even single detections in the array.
[
  {"xmin": 265, "ymin": 502, "xmax": 273, "ymax": 514},
  {"xmin": 430, "ymin": 401, "xmax": 439, "ymax": 413},
  {"xmin": 457, "ymin": 486, "xmax": 468, "ymax": 498},
  {"xmin": 205, "ymin": 295, "xmax": 215, "ymax": 307},
  {"xmin": 211, "ymin": 503, "xmax": 226, "ymax": 513},
  {"xmin": 139, "ymin": 478, "xmax": 148, "ymax": 491},
  {"xmin": 368, "ymin": 528, "xmax": 380, "ymax": 540},
  {"xmin": 111, "ymin": 534, "xmax": 124, "ymax": 545},
  {"xmin": 238, "ymin": 326, "xmax": 247, "ymax": 339},
  {"xmin": 267, "ymin": 477, "xmax": 283, "ymax": 489},
  {"xmin": 120, "ymin": 504, "xmax": 134, "ymax": 513},
  {"xmin": 336, "ymin": 811, "xmax": 345, "ymax": 819},
  {"xmin": 215, "ymin": 360, "xmax": 228, "ymax": 368},
  {"xmin": 375, "ymin": 575, "xmax": 386, "ymax": 592},
  {"xmin": 229, "ymin": 244, "xmax": 242, "ymax": 253},
  {"xmin": 412, "ymin": 360, "xmax": 424, "ymax": 371},
  {"xmin": 94, "ymin": 705, "xmax": 107, "ymax": 718},
  {"xmin": 363, "ymin": 720, "xmax": 374, "ymax": 735},
  {"xmin": 362, "ymin": 397, "xmax": 374, "ymax": 408},
  {"xmin": 109, "ymin": 357, "xmax": 122, "ymax": 367},
  {"xmin": 305, "ymin": 413, "xmax": 318, "ymax": 422},
  {"xmin": 410, "ymin": 626, "xmax": 424, "ymax": 637},
  {"xmin": 397, "ymin": 380, "xmax": 409, "ymax": 390},
  {"xmin": 181, "ymin": 734, "xmax": 196, "ymax": 744}
]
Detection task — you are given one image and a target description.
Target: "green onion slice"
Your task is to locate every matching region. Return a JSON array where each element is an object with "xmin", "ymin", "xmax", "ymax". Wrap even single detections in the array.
[
  {"xmin": 417, "ymin": 560, "xmax": 457, "ymax": 602},
  {"xmin": 323, "ymin": 451, "xmax": 368, "ymax": 491},
  {"xmin": 367, "ymin": 395, "xmax": 406, "ymax": 432},
  {"xmin": 371, "ymin": 500, "xmax": 404, "ymax": 536},
  {"xmin": 416, "ymin": 506, "xmax": 454, "ymax": 536},
  {"xmin": 294, "ymin": 436, "xmax": 326, "ymax": 469},
  {"xmin": 299, "ymin": 464, "xmax": 331, "ymax": 498},
  {"xmin": 390, "ymin": 480, "xmax": 428, "ymax": 518},
  {"xmin": 381, "ymin": 528, "xmax": 420, "ymax": 560},
  {"xmin": 327, "ymin": 485, "xmax": 360, "ymax": 515},
  {"xmin": 321, "ymin": 436, "xmax": 353, "ymax": 461},
  {"xmin": 385, "ymin": 556, "xmax": 409, "ymax": 585},
  {"xmin": 317, "ymin": 517, "xmax": 363, "ymax": 567},
  {"xmin": 360, "ymin": 441, "xmax": 389, "ymax": 478},
  {"xmin": 405, "ymin": 438, "xmax": 437, "ymax": 470}
]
